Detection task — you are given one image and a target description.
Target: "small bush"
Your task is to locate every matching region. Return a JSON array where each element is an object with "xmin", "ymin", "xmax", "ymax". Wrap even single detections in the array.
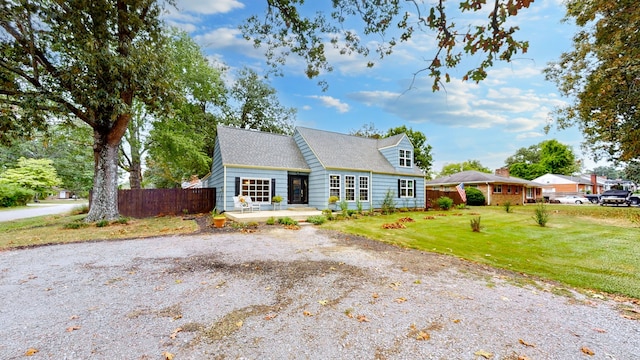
[
  {"xmin": 470, "ymin": 216, "xmax": 481, "ymax": 232},
  {"xmin": 503, "ymin": 201, "xmax": 512, "ymax": 213},
  {"xmin": 322, "ymin": 209, "xmax": 334, "ymax": 220},
  {"xmin": 0, "ymin": 184, "xmax": 34, "ymax": 207},
  {"xmin": 355, "ymin": 199, "xmax": 363, "ymax": 214},
  {"xmin": 277, "ymin": 217, "xmax": 298, "ymax": 226},
  {"xmin": 95, "ymin": 220, "xmax": 109, "ymax": 228},
  {"xmin": 465, "ymin": 187, "xmax": 485, "ymax": 206},
  {"xmin": 114, "ymin": 217, "xmax": 130, "ymax": 225},
  {"xmin": 306, "ymin": 215, "xmax": 326, "ymax": 225},
  {"xmin": 63, "ymin": 221, "xmax": 89, "ymax": 229},
  {"xmin": 380, "ymin": 189, "xmax": 397, "ymax": 215},
  {"xmin": 456, "ymin": 204, "xmax": 466, "ymax": 210},
  {"xmin": 339, "ymin": 200, "xmax": 349, "ymax": 216},
  {"xmin": 436, "ymin": 196, "xmax": 454, "ymax": 210},
  {"xmin": 533, "ymin": 201, "xmax": 550, "ymax": 227},
  {"xmin": 265, "ymin": 217, "xmax": 276, "ymax": 225}
]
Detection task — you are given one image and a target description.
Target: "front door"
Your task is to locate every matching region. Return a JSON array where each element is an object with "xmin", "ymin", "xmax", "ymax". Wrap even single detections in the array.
[{"xmin": 288, "ymin": 175, "xmax": 308, "ymax": 204}]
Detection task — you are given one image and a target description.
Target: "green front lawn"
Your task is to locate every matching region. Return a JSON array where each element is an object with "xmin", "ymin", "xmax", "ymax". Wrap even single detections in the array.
[{"xmin": 322, "ymin": 205, "xmax": 640, "ymax": 299}]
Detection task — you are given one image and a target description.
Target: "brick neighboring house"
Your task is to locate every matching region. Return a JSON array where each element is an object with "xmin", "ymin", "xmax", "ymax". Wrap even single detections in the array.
[{"xmin": 425, "ymin": 168, "xmax": 543, "ymax": 206}]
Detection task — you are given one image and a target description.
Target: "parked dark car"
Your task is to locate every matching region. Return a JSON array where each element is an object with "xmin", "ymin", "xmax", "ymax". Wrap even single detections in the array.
[{"xmin": 599, "ymin": 190, "xmax": 632, "ymax": 206}]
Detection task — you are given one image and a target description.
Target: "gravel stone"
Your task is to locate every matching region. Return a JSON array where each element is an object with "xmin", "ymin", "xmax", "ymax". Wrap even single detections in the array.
[{"xmin": 0, "ymin": 225, "xmax": 638, "ymax": 359}]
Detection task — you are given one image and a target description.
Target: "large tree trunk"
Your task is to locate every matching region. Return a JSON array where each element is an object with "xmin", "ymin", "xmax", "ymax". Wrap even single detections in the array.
[
  {"xmin": 85, "ymin": 131, "xmax": 123, "ymax": 222},
  {"xmin": 128, "ymin": 160, "xmax": 142, "ymax": 189}
]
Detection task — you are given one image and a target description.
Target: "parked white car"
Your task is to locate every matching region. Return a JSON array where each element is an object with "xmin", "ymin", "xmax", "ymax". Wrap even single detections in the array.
[{"xmin": 555, "ymin": 195, "xmax": 590, "ymax": 204}]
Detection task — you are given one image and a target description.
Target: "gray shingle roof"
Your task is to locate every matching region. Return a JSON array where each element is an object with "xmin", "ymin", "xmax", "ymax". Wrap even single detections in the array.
[
  {"xmin": 426, "ymin": 170, "xmax": 542, "ymax": 187},
  {"xmin": 296, "ymin": 127, "xmax": 423, "ymax": 175},
  {"xmin": 217, "ymin": 126, "xmax": 309, "ymax": 170}
]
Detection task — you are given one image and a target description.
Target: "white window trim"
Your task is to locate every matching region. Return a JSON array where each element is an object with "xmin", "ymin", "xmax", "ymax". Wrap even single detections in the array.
[
  {"xmin": 400, "ymin": 179, "xmax": 414, "ymax": 198},
  {"xmin": 399, "ymin": 149, "xmax": 412, "ymax": 168},
  {"xmin": 359, "ymin": 176, "xmax": 369, "ymax": 202},
  {"xmin": 329, "ymin": 174, "xmax": 341, "ymax": 200},
  {"xmin": 494, "ymin": 184, "xmax": 502, "ymax": 194},
  {"xmin": 345, "ymin": 175, "xmax": 355, "ymax": 202},
  {"xmin": 241, "ymin": 177, "xmax": 271, "ymax": 204}
]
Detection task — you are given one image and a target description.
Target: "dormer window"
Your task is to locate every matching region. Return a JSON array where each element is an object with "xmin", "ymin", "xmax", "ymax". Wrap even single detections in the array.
[{"xmin": 399, "ymin": 149, "xmax": 412, "ymax": 167}]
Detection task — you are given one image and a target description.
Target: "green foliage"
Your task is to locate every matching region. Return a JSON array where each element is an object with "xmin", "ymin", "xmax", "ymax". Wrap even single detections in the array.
[
  {"xmin": 465, "ymin": 187, "xmax": 486, "ymax": 206},
  {"xmin": 507, "ymin": 140, "xmax": 579, "ymax": 180},
  {"xmin": 328, "ymin": 196, "xmax": 339, "ymax": 204},
  {"xmin": 306, "ymin": 215, "xmax": 326, "ymax": 225},
  {"xmin": 436, "ymin": 196, "xmax": 454, "ymax": 210},
  {"xmin": 439, "ymin": 160, "xmax": 491, "ymax": 177},
  {"xmin": 503, "ymin": 201, "xmax": 512, "ymax": 213},
  {"xmin": 355, "ymin": 198, "xmax": 363, "ymax": 214},
  {"xmin": 0, "ymin": 158, "xmax": 61, "ymax": 198},
  {"xmin": 272, "ymin": 195, "xmax": 283, "ymax": 203},
  {"xmin": 265, "ymin": 217, "xmax": 276, "ymax": 225},
  {"xmin": 544, "ymin": 0, "xmax": 640, "ymax": 162},
  {"xmin": 533, "ymin": 201, "xmax": 550, "ymax": 227},
  {"xmin": 242, "ymin": 1, "xmax": 531, "ymax": 91},
  {"xmin": 95, "ymin": 220, "xmax": 110, "ymax": 228},
  {"xmin": 277, "ymin": 217, "xmax": 298, "ymax": 226},
  {"xmin": 470, "ymin": 216, "xmax": 481, "ymax": 232},
  {"xmin": 0, "ymin": 183, "xmax": 34, "ymax": 207},
  {"xmin": 339, "ymin": 200, "xmax": 349, "ymax": 217},
  {"xmin": 0, "ymin": 0, "xmax": 174, "ymax": 221},
  {"xmin": 63, "ymin": 221, "xmax": 89, "ymax": 230},
  {"xmin": 322, "ymin": 209, "xmax": 334, "ymax": 220},
  {"xmin": 114, "ymin": 217, "xmax": 130, "ymax": 225},
  {"xmin": 380, "ymin": 189, "xmax": 397, "ymax": 215},
  {"xmin": 456, "ymin": 203, "xmax": 467, "ymax": 210}
]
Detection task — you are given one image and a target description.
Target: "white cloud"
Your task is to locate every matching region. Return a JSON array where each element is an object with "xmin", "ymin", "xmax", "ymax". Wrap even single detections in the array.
[
  {"xmin": 175, "ymin": 0, "xmax": 244, "ymax": 14},
  {"xmin": 308, "ymin": 95, "xmax": 350, "ymax": 113}
]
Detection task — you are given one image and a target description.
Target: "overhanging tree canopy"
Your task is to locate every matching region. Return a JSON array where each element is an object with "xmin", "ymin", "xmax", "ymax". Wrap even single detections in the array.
[{"xmin": 1, "ymin": 0, "xmax": 173, "ymax": 221}]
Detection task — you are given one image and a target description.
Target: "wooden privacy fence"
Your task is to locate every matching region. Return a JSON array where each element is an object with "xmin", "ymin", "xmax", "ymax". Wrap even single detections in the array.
[
  {"xmin": 426, "ymin": 189, "xmax": 464, "ymax": 210},
  {"xmin": 117, "ymin": 188, "xmax": 216, "ymax": 218}
]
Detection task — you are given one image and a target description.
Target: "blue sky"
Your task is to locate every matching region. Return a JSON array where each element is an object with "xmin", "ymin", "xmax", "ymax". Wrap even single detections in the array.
[{"xmin": 164, "ymin": 0, "xmax": 606, "ymax": 175}]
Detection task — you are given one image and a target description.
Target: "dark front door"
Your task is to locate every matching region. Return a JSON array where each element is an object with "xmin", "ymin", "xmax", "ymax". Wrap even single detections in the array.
[{"xmin": 288, "ymin": 175, "xmax": 308, "ymax": 204}]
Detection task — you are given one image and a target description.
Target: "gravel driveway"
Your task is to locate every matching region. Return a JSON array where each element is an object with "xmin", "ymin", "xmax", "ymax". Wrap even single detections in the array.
[{"xmin": 1, "ymin": 225, "xmax": 638, "ymax": 359}]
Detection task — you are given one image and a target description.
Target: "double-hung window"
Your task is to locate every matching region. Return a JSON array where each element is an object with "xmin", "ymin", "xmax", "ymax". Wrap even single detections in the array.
[
  {"xmin": 494, "ymin": 184, "xmax": 502, "ymax": 194},
  {"xmin": 399, "ymin": 179, "xmax": 414, "ymax": 198},
  {"xmin": 399, "ymin": 149, "xmax": 412, "ymax": 167},
  {"xmin": 345, "ymin": 175, "xmax": 355, "ymax": 201},
  {"xmin": 359, "ymin": 176, "xmax": 369, "ymax": 201},
  {"xmin": 329, "ymin": 175, "xmax": 340, "ymax": 199}
]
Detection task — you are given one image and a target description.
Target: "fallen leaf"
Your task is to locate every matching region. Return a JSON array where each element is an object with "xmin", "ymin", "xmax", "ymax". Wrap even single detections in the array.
[
  {"xmin": 474, "ymin": 350, "xmax": 493, "ymax": 359},
  {"xmin": 394, "ymin": 297, "xmax": 407, "ymax": 303},
  {"xmin": 372, "ymin": 293, "xmax": 379, "ymax": 299},
  {"xmin": 356, "ymin": 314, "xmax": 370, "ymax": 322},
  {"xmin": 264, "ymin": 314, "xmax": 277, "ymax": 320},
  {"xmin": 162, "ymin": 351, "xmax": 174, "ymax": 360},
  {"xmin": 593, "ymin": 328, "xmax": 606, "ymax": 333},
  {"xmin": 303, "ymin": 311, "xmax": 313, "ymax": 317},
  {"xmin": 581, "ymin": 346, "xmax": 595, "ymax": 356},
  {"xmin": 402, "ymin": 267, "xmax": 409, "ymax": 272},
  {"xmin": 416, "ymin": 331, "xmax": 430, "ymax": 340},
  {"xmin": 452, "ymin": 319, "xmax": 461, "ymax": 323},
  {"xmin": 174, "ymin": 279, "xmax": 182, "ymax": 284},
  {"xmin": 519, "ymin": 339, "xmax": 535, "ymax": 347},
  {"xmin": 318, "ymin": 299, "xmax": 329, "ymax": 306},
  {"xmin": 66, "ymin": 326, "xmax": 81, "ymax": 332},
  {"xmin": 25, "ymin": 348, "xmax": 39, "ymax": 356},
  {"xmin": 518, "ymin": 356, "xmax": 531, "ymax": 360},
  {"xmin": 69, "ymin": 315, "xmax": 79, "ymax": 320},
  {"xmin": 170, "ymin": 327, "xmax": 182, "ymax": 339},
  {"xmin": 235, "ymin": 320, "xmax": 243, "ymax": 327}
]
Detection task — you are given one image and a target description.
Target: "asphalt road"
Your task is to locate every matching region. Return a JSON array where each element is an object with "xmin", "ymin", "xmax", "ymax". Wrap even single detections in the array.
[{"xmin": 0, "ymin": 201, "xmax": 87, "ymax": 222}]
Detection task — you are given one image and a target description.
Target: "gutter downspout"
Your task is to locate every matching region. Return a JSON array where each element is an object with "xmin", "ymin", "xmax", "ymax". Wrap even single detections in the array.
[{"xmin": 486, "ymin": 182, "xmax": 491, "ymax": 205}]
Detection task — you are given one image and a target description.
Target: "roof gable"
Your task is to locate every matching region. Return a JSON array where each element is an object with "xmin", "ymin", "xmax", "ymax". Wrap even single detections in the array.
[
  {"xmin": 426, "ymin": 170, "xmax": 542, "ymax": 186},
  {"xmin": 216, "ymin": 126, "xmax": 309, "ymax": 170},
  {"xmin": 295, "ymin": 127, "xmax": 422, "ymax": 175}
]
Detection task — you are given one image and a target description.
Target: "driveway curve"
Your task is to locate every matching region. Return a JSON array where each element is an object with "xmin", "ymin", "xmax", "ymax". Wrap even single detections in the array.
[
  {"xmin": 0, "ymin": 202, "xmax": 87, "ymax": 222},
  {"xmin": 0, "ymin": 226, "xmax": 638, "ymax": 359}
]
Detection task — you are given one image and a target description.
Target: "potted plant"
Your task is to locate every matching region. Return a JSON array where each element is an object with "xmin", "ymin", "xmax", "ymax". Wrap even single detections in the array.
[
  {"xmin": 212, "ymin": 208, "xmax": 226, "ymax": 228},
  {"xmin": 272, "ymin": 195, "xmax": 283, "ymax": 210}
]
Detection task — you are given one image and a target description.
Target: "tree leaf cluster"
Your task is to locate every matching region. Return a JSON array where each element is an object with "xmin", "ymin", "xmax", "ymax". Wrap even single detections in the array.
[
  {"xmin": 241, "ymin": 0, "xmax": 532, "ymax": 90},
  {"xmin": 544, "ymin": 0, "xmax": 640, "ymax": 163},
  {"xmin": 506, "ymin": 140, "xmax": 579, "ymax": 180}
]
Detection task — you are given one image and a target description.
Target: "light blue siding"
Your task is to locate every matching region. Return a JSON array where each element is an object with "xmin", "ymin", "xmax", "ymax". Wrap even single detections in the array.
[
  {"xmin": 379, "ymin": 136, "xmax": 419, "ymax": 174},
  {"xmin": 371, "ymin": 173, "xmax": 425, "ymax": 210},
  {"xmin": 208, "ymin": 140, "xmax": 225, "ymax": 210},
  {"xmin": 294, "ymin": 131, "xmax": 327, "ymax": 209},
  {"xmin": 221, "ymin": 167, "xmax": 288, "ymax": 211}
]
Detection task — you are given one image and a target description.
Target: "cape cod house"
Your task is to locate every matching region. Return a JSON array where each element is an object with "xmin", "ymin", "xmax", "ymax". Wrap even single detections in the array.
[{"xmin": 207, "ymin": 126, "xmax": 425, "ymax": 212}]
